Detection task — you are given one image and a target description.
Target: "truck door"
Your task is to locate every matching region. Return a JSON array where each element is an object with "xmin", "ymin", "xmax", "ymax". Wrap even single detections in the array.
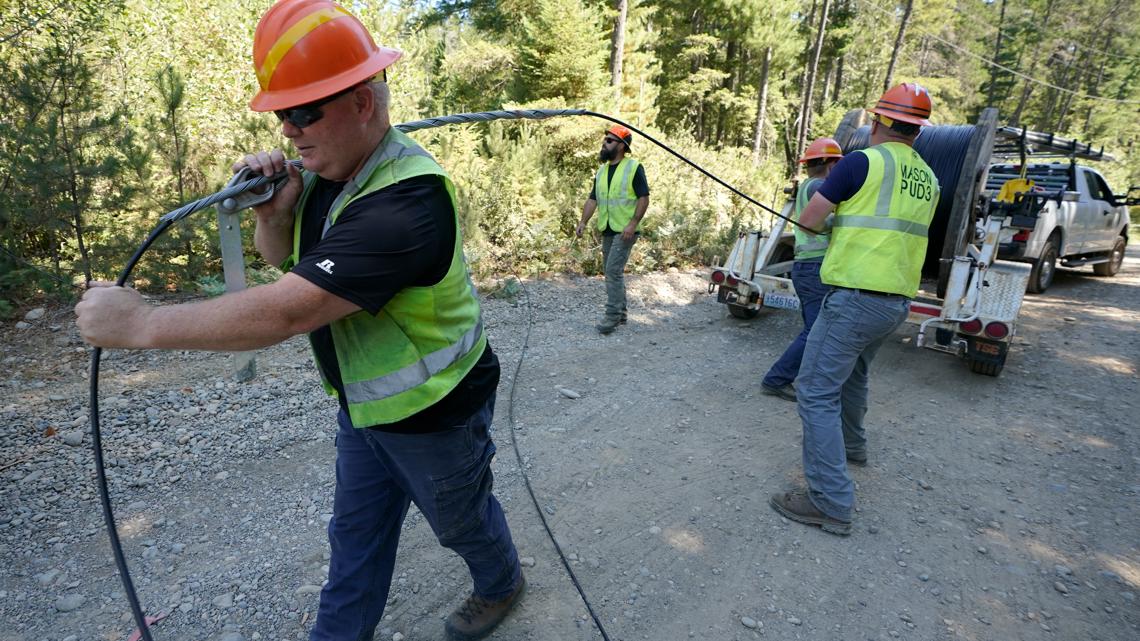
[
  {"xmin": 1069, "ymin": 168, "xmax": 1100, "ymax": 255},
  {"xmin": 1082, "ymin": 169, "xmax": 1122, "ymax": 251}
]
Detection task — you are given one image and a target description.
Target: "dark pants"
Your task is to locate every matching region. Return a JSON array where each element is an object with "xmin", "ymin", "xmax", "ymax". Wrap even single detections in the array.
[
  {"xmin": 601, "ymin": 232, "xmax": 637, "ymax": 319},
  {"xmin": 762, "ymin": 259, "xmax": 829, "ymax": 388},
  {"xmin": 310, "ymin": 396, "xmax": 521, "ymax": 641}
]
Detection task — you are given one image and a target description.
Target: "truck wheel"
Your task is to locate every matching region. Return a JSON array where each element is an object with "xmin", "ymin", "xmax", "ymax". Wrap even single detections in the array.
[
  {"xmin": 728, "ymin": 303, "xmax": 759, "ymax": 319},
  {"xmin": 968, "ymin": 354, "xmax": 1005, "ymax": 377},
  {"xmin": 1093, "ymin": 236, "xmax": 1126, "ymax": 277},
  {"xmin": 1027, "ymin": 236, "xmax": 1058, "ymax": 294}
]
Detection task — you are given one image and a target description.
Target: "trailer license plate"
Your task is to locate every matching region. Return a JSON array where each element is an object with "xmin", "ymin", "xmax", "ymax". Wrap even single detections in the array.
[{"xmin": 764, "ymin": 292, "xmax": 799, "ymax": 310}]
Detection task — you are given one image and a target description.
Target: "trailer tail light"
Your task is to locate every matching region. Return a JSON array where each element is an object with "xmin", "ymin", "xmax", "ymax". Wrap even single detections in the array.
[
  {"xmin": 1012, "ymin": 230, "xmax": 1030, "ymax": 242},
  {"xmin": 711, "ymin": 270, "xmax": 726, "ymax": 284},
  {"xmin": 959, "ymin": 319, "xmax": 983, "ymax": 334},
  {"xmin": 984, "ymin": 322, "xmax": 1010, "ymax": 339}
]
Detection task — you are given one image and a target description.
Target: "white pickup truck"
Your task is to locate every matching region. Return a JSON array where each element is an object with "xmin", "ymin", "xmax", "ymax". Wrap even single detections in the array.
[{"xmin": 989, "ymin": 163, "xmax": 1130, "ymax": 293}]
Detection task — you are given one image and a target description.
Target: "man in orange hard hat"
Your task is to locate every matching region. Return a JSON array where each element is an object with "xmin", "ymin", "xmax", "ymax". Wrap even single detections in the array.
[
  {"xmin": 75, "ymin": 1, "xmax": 525, "ymax": 639},
  {"xmin": 760, "ymin": 137, "xmax": 843, "ymax": 402},
  {"xmin": 769, "ymin": 83, "xmax": 940, "ymax": 535},
  {"xmin": 575, "ymin": 124, "xmax": 651, "ymax": 334}
]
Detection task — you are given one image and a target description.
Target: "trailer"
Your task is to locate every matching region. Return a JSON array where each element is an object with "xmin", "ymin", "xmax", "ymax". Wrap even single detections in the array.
[{"xmin": 707, "ymin": 107, "xmax": 1040, "ymax": 376}]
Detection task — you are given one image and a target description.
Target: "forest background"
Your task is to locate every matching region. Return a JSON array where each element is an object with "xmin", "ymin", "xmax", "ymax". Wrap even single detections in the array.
[{"xmin": 1, "ymin": 0, "xmax": 1138, "ymax": 315}]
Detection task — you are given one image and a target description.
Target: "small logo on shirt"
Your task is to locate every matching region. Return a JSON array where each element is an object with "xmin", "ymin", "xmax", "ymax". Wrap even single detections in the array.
[{"xmin": 315, "ymin": 259, "xmax": 335, "ymax": 274}]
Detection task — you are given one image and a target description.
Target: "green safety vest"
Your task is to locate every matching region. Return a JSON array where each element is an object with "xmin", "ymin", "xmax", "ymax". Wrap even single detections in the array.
[
  {"xmin": 594, "ymin": 158, "xmax": 641, "ymax": 232},
  {"xmin": 287, "ymin": 127, "xmax": 486, "ymax": 427},
  {"xmin": 794, "ymin": 177, "xmax": 829, "ymax": 260},
  {"xmin": 821, "ymin": 142, "xmax": 940, "ymax": 298}
]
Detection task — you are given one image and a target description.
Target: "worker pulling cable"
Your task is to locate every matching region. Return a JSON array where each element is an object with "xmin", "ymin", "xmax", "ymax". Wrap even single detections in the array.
[{"xmin": 81, "ymin": 3, "xmax": 800, "ymax": 641}]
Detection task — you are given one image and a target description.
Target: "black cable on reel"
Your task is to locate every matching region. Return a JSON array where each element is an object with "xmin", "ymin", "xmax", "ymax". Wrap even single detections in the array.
[
  {"xmin": 841, "ymin": 124, "xmax": 978, "ymax": 276},
  {"xmin": 88, "ymin": 109, "xmax": 787, "ymax": 640}
]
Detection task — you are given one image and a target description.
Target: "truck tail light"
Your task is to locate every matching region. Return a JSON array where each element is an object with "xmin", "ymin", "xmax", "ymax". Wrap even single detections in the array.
[
  {"xmin": 984, "ymin": 322, "xmax": 1009, "ymax": 339},
  {"xmin": 1012, "ymin": 230, "xmax": 1030, "ymax": 242},
  {"xmin": 959, "ymin": 319, "xmax": 983, "ymax": 334},
  {"xmin": 711, "ymin": 270, "xmax": 726, "ymax": 284},
  {"xmin": 726, "ymin": 275, "xmax": 739, "ymax": 286}
]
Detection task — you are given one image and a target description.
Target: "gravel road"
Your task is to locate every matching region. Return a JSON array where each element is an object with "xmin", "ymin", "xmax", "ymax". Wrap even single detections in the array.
[{"xmin": 2, "ymin": 246, "xmax": 1137, "ymax": 641}]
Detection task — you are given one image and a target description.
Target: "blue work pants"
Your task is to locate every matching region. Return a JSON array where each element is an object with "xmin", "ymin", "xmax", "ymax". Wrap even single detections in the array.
[
  {"xmin": 310, "ymin": 397, "xmax": 521, "ymax": 641},
  {"xmin": 762, "ymin": 258, "xmax": 829, "ymax": 388}
]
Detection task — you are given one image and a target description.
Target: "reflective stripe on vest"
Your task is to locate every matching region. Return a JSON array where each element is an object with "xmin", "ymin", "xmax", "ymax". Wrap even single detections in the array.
[
  {"xmin": 290, "ymin": 127, "xmax": 487, "ymax": 426},
  {"xmin": 831, "ymin": 215, "xmax": 929, "ymax": 237},
  {"xmin": 821, "ymin": 143, "xmax": 939, "ymax": 298},
  {"xmin": 343, "ymin": 318, "xmax": 484, "ymax": 404},
  {"xmin": 793, "ymin": 177, "xmax": 830, "ymax": 259},
  {"xmin": 595, "ymin": 158, "xmax": 640, "ymax": 232}
]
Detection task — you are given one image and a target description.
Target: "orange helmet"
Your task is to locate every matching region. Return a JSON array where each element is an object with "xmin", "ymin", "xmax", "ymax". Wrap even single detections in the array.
[
  {"xmin": 799, "ymin": 137, "xmax": 843, "ymax": 163},
  {"xmin": 605, "ymin": 124, "xmax": 633, "ymax": 149},
  {"xmin": 250, "ymin": 0, "xmax": 402, "ymax": 111},
  {"xmin": 868, "ymin": 82, "xmax": 933, "ymax": 126}
]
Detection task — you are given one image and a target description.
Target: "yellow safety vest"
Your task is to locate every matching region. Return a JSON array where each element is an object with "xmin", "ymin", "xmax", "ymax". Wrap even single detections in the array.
[
  {"xmin": 594, "ymin": 158, "xmax": 641, "ymax": 232},
  {"xmin": 286, "ymin": 127, "xmax": 486, "ymax": 427},
  {"xmin": 821, "ymin": 142, "xmax": 940, "ymax": 298},
  {"xmin": 794, "ymin": 177, "xmax": 829, "ymax": 260}
]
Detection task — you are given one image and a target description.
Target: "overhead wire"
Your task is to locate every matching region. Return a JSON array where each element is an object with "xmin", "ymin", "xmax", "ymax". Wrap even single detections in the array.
[
  {"xmin": 947, "ymin": 3, "xmax": 1140, "ymax": 67},
  {"xmin": 856, "ymin": 0, "xmax": 1140, "ymax": 105}
]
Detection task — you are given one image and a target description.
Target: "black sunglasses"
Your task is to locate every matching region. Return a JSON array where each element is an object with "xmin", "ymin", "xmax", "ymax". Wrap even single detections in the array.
[
  {"xmin": 603, "ymin": 137, "xmax": 622, "ymax": 145},
  {"xmin": 274, "ymin": 71, "xmax": 387, "ymax": 129}
]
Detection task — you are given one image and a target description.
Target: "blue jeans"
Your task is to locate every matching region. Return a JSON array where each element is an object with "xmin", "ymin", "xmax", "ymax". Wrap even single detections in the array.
[
  {"xmin": 795, "ymin": 288, "xmax": 910, "ymax": 521},
  {"xmin": 762, "ymin": 259, "xmax": 829, "ymax": 388},
  {"xmin": 310, "ymin": 397, "xmax": 521, "ymax": 641}
]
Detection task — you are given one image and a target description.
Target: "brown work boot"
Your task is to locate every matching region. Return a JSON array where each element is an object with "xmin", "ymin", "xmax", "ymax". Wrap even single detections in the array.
[
  {"xmin": 769, "ymin": 488, "xmax": 852, "ymax": 536},
  {"xmin": 445, "ymin": 574, "xmax": 526, "ymax": 641},
  {"xmin": 596, "ymin": 316, "xmax": 620, "ymax": 334}
]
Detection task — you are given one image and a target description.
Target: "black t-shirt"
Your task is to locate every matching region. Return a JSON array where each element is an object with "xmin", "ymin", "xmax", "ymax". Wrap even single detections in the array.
[
  {"xmin": 588, "ymin": 162, "xmax": 650, "ymax": 235},
  {"xmin": 291, "ymin": 174, "xmax": 499, "ymax": 433}
]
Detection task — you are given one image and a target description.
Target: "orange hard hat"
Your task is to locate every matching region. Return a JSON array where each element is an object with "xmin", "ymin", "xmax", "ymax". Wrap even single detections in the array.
[
  {"xmin": 799, "ymin": 137, "xmax": 844, "ymax": 163},
  {"xmin": 250, "ymin": 0, "xmax": 402, "ymax": 112},
  {"xmin": 605, "ymin": 124, "xmax": 633, "ymax": 149},
  {"xmin": 868, "ymin": 82, "xmax": 933, "ymax": 126}
]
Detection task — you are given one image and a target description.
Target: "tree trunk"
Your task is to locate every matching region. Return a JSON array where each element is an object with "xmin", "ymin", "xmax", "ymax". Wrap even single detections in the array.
[
  {"xmin": 986, "ymin": 0, "xmax": 1007, "ymax": 106},
  {"xmin": 1038, "ymin": 50, "xmax": 1075, "ymax": 130},
  {"xmin": 610, "ymin": 0, "xmax": 628, "ymax": 109},
  {"xmin": 58, "ymin": 93, "xmax": 93, "ymax": 284},
  {"xmin": 1009, "ymin": 0, "xmax": 1057, "ymax": 125},
  {"xmin": 715, "ymin": 40, "xmax": 738, "ymax": 146},
  {"xmin": 883, "ymin": 0, "xmax": 914, "ymax": 92},
  {"xmin": 1082, "ymin": 32, "xmax": 1115, "ymax": 133},
  {"xmin": 833, "ymin": 55, "xmax": 844, "ymax": 101},
  {"xmin": 819, "ymin": 61, "xmax": 833, "ymax": 113},
  {"xmin": 1054, "ymin": 52, "xmax": 1092, "ymax": 132},
  {"xmin": 797, "ymin": 0, "xmax": 831, "ymax": 160},
  {"xmin": 752, "ymin": 46, "xmax": 772, "ymax": 161},
  {"xmin": 792, "ymin": 0, "xmax": 818, "ymax": 158}
]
